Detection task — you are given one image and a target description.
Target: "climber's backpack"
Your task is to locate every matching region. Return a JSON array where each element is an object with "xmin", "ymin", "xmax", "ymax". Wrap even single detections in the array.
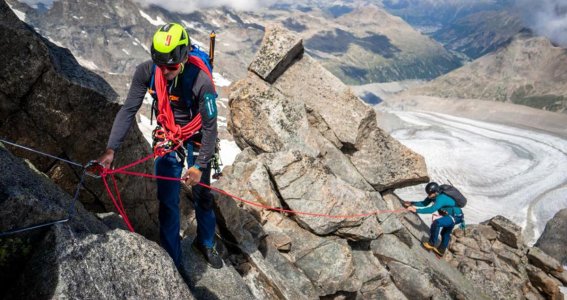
[{"xmin": 439, "ymin": 184, "xmax": 467, "ymax": 208}]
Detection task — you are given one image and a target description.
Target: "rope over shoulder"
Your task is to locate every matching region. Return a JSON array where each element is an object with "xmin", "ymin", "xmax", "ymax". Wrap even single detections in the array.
[{"xmin": 153, "ymin": 66, "xmax": 202, "ymax": 155}]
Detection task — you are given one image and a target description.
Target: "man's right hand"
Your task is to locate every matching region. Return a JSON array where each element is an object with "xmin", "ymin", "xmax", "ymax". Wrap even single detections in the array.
[
  {"xmin": 402, "ymin": 201, "xmax": 411, "ymax": 208},
  {"xmin": 97, "ymin": 149, "xmax": 115, "ymax": 169}
]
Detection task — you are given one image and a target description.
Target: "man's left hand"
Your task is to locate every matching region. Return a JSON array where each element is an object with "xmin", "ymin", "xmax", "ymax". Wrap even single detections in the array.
[
  {"xmin": 407, "ymin": 206, "xmax": 417, "ymax": 213},
  {"xmin": 183, "ymin": 166, "xmax": 202, "ymax": 186}
]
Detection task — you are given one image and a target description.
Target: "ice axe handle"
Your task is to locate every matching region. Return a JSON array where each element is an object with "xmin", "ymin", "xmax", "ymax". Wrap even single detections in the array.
[{"xmin": 209, "ymin": 31, "xmax": 216, "ymax": 67}]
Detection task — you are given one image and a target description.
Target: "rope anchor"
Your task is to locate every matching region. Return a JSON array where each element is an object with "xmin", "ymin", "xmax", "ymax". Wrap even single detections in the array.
[{"xmin": 84, "ymin": 160, "xmax": 104, "ymax": 178}]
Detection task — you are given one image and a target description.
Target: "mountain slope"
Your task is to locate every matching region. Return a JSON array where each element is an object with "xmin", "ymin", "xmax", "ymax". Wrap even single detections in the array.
[
  {"xmin": 8, "ymin": 0, "xmax": 463, "ymax": 93},
  {"xmin": 381, "ymin": 0, "xmax": 524, "ymax": 59},
  {"xmin": 302, "ymin": 5, "xmax": 462, "ymax": 84},
  {"xmin": 407, "ymin": 33, "xmax": 567, "ymax": 113},
  {"xmin": 430, "ymin": 10, "xmax": 524, "ymax": 59}
]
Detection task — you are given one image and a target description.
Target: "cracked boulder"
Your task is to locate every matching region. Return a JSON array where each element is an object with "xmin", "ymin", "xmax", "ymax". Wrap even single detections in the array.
[
  {"xmin": 229, "ymin": 25, "xmax": 427, "ymax": 194},
  {"xmin": 536, "ymin": 208, "xmax": 567, "ymax": 265},
  {"xmin": 0, "ymin": 142, "xmax": 192, "ymax": 299},
  {"xmin": 0, "ymin": 3, "xmax": 158, "ymax": 240},
  {"xmin": 446, "ymin": 216, "xmax": 566, "ymax": 300}
]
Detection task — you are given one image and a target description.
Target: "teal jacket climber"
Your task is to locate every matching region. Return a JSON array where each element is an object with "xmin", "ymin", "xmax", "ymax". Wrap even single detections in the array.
[{"xmin": 413, "ymin": 193, "xmax": 463, "ymax": 216}]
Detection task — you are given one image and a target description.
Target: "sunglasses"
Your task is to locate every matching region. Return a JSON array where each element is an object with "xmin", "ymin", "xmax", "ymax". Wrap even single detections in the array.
[{"xmin": 159, "ymin": 63, "xmax": 181, "ymax": 71}]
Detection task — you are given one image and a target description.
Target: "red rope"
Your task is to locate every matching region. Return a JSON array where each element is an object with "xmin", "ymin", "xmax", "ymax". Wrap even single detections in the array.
[
  {"xmin": 154, "ymin": 66, "xmax": 202, "ymax": 147},
  {"xmin": 101, "ymin": 173, "xmax": 135, "ymax": 232},
  {"xmin": 95, "ymin": 156, "xmax": 407, "ymax": 231}
]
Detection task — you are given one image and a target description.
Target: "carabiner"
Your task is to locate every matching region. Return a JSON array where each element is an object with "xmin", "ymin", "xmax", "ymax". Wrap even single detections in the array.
[{"xmin": 84, "ymin": 160, "xmax": 105, "ymax": 178}]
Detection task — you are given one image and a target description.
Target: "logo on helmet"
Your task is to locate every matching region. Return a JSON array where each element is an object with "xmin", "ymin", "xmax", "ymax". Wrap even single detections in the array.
[{"xmin": 165, "ymin": 35, "xmax": 172, "ymax": 46}]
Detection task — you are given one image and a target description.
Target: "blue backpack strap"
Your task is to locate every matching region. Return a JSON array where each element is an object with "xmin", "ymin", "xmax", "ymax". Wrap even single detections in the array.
[{"xmin": 182, "ymin": 62, "xmax": 202, "ymax": 108}]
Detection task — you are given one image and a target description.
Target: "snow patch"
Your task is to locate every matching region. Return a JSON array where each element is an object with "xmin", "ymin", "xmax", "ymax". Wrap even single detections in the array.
[
  {"xmin": 219, "ymin": 139, "xmax": 240, "ymax": 169},
  {"xmin": 122, "ymin": 49, "xmax": 130, "ymax": 55},
  {"xmin": 139, "ymin": 10, "xmax": 165, "ymax": 26},
  {"xmin": 75, "ymin": 57, "xmax": 99, "ymax": 70},
  {"xmin": 192, "ymin": 39, "xmax": 205, "ymax": 49},
  {"xmin": 143, "ymin": 92, "xmax": 154, "ymax": 105},
  {"xmin": 138, "ymin": 114, "xmax": 154, "ymax": 146},
  {"xmin": 213, "ymin": 73, "xmax": 231, "ymax": 87},
  {"xmin": 182, "ymin": 20, "xmax": 204, "ymax": 33},
  {"xmin": 210, "ymin": 19, "xmax": 221, "ymax": 27},
  {"xmin": 135, "ymin": 38, "xmax": 150, "ymax": 53},
  {"xmin": 7, "ymin": 2, "xmax": 26, "ymax": 21},
  {"xmin": 225, "ymin": 13, "xmax": 238, "ymax": 23}
]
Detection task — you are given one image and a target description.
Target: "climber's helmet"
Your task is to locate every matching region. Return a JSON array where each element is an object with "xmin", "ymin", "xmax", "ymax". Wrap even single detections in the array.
[
  {"xmin": 151, "ymin": 23, "xmax": 190, "ymax": 67},
  {"xmin": 425, "ymin": 182, "xmax": 440, "ymax": 196}
]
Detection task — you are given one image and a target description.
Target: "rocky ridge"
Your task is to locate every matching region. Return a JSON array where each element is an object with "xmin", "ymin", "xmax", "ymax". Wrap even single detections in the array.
[
  {"xmin": 536, "ymin": 208, "xmax": 567, "ymax": 265},
  {"xmin": 445, "ymin": 215, "xmax": 566, "ymax": 300},
  {"xmin": 212, "ymin": 25, "xmax": 565, "ymax": 300},
  {"xmin": 0, "ymin": 143, "xmax": 192, "ymax": 299},
  {"xmin": 0, "ymin": 2, "xmax": 159, "ymax": 239},
  {"xmin": 2, "ymin": 3, "xmax": 567, "ymax": 299}
]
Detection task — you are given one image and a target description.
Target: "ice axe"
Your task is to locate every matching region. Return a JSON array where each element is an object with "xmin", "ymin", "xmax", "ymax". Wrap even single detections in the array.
[{"xmin": 209, "ymin": 31, "xmax": 216, "ymax": 67}]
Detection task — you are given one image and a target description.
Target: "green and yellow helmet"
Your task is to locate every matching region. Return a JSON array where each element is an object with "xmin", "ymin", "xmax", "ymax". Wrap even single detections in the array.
[{"xmin": 151, "ymin": 23, "xmax": 190, "ymax": 65}]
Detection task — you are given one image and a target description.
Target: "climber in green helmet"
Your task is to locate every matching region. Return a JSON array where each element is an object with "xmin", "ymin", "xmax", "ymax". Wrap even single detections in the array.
[{"xmin": 95, "ymin": 22, "xmax": 222, "ymax": 270}]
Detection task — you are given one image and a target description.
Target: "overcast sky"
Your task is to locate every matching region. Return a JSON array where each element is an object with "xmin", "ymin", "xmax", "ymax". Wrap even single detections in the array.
[{"xmin": 516, "ymin": 0, "xmax": 567, "ymax": 46}]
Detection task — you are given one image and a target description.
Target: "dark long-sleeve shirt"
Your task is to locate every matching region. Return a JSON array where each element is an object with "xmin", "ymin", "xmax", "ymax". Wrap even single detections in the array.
[{"xmin": 106, "ymin": 60, "xmax": 217, "ymax": 168}]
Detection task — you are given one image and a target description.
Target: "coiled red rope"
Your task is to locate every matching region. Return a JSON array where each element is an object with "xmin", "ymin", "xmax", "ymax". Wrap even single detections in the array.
[{"xmin": 154, "ymin": 66, "xmax": 202, "ymax": 152}]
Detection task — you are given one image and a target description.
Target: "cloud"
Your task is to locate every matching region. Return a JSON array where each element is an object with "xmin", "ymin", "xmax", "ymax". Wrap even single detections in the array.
[
  {"xmin": 133, "ymin": 0, "xmax": 277, "ymax": 13},
  {"xmin": 516, "ymin": 0, "xmax": 567, "ymax": 46}
]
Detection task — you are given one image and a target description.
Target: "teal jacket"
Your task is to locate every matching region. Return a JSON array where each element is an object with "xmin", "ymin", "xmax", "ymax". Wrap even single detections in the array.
[{"xmin": 414, "ymin": 193, "xmax": 463, "ymax": 216}]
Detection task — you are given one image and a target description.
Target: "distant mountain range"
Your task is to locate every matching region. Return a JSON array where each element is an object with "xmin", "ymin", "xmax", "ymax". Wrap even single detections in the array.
[
  {"xmin": 381, "ymin": 0, "xmax": 525, "ymax": 60},
  {"xmin": 6, "ymin": 0, "xmax": 467, "ymax": 93},
  {"xmin": 407, "ymin": 32, "xmax": 567, "ymax": 113},
  {"xmin": 7, "ymin": 0, "xmax": 564, "ymax": 113}
]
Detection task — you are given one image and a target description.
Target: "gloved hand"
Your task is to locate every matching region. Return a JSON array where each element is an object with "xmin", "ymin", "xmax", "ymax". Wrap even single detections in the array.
[{"xmin": 183, "ymin": 166, "xmax": 202, "ymax": 186}]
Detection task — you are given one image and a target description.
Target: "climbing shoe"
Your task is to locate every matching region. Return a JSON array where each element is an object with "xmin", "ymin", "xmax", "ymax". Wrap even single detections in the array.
[
  {"xmin": 422, "ymin": 242, "xmax": 436, "ymax": 251},
  {"xmin": 192, "ymin": 240, "xmax": 223, "ymax": 269},
  {"xmin": 432, "ymin": 247, "xmax": 446, "ymax": 258}
]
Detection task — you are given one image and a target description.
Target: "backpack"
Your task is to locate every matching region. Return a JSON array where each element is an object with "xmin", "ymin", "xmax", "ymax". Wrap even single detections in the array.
[{"xmin": 439, "ymin": 184, "xmax": 467, "ymax": 208}]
